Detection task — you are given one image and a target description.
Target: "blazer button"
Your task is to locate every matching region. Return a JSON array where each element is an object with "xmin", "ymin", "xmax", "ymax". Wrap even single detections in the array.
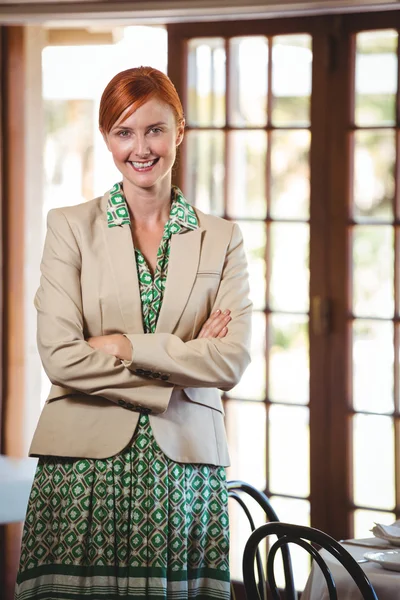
[
  {"xmin": 151, "ymin": 372, "xmax": 161, "ymax": 379},
  {"xmin": 141, "ymin": 407, "xmax": 151, "ymax": 415},
  {"xmin": 118, "ymin": 399, "xmax": 126, "ymax": 407},
  {"xmin": 160, "ymin": 374, "xmax": 170, "ymax": 381},
  {"xmin": 143, "ymin": 370, "xmax": 152, "ymax": 377},
  {"xmin": 135, "ymin": 368, "xmax": 145, "ymax": 375}
]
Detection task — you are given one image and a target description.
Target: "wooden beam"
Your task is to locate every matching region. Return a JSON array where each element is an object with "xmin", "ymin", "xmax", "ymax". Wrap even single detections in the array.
[
  {"xmin": 47, "ymin": 27, "xmax": 116, "ymax": 45},
  {"xmin": 3, "ymin": 26, "xmax": 25, "ymax": 460},
  {"xmin": 0, "ymin": 25, "xmax": 26, "ymax": 600}
]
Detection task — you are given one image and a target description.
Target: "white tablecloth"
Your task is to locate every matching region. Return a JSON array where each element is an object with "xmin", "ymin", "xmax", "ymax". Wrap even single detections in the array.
[
  {"xmin": 301, "ymin": 540, "xmax": 400, "ymax": 600},
  {"xmin": 0, "ymin": 455, "xmax": 37, "ymax": 524}
]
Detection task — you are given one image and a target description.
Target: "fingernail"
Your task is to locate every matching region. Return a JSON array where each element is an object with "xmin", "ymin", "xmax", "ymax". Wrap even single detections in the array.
[{"xmin": 223, "ymin": 309, "xmax": 230, "ymax": 315}]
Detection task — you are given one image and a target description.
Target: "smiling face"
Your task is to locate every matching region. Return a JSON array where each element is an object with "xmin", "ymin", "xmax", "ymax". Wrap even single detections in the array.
[{"xmin": 102, "ymin": 97, "xmax": 184, "ymax": 196}]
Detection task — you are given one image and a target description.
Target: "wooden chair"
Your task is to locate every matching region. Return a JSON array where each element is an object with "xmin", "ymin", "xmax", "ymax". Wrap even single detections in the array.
[
  {"xmin": 242, "ymin": 522, "xmax": 379, "ymax": 600},
  {"xmin": 227, "ymin": 480, "xmax": 296, "ymax": 600}
]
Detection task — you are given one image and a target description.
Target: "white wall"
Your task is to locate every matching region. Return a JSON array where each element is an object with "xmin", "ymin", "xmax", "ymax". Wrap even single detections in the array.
[{"xmin": 23, "ymin": 26, "xmax": 46, "ymax": 455}]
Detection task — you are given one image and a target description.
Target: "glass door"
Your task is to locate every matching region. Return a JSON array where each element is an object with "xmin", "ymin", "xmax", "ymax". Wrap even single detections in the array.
[{"xmin": 169, "ymin": 22, "xmax": 315, "ymax": 588}]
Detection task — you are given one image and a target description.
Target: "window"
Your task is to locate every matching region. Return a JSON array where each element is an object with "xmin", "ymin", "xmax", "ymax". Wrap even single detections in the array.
[{"xmin": 168, "ymin": 11, "xmax": 400, "ymax": 588}]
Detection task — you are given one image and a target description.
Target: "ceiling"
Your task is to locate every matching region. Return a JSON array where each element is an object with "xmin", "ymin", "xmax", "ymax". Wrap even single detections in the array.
[{"xmin": 0, "ymin": 0, "xmax": 399, "ymax": 25}]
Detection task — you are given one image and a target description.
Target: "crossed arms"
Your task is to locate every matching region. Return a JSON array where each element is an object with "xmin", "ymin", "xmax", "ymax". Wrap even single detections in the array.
[{"xmin": 36, "ymin": 209, "xmax": 252, "ymax": 412}]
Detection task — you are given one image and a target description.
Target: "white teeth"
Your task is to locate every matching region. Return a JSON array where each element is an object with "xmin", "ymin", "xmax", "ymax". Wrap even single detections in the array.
[{"xmin": 131, "ymin": 159, "xmax": 156, "ymax": 169}]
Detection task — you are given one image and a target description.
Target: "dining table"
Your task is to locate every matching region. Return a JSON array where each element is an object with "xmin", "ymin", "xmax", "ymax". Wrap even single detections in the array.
[{"xmin": 301, "ymin": 538, "xmax": 400, "ymax": 600}]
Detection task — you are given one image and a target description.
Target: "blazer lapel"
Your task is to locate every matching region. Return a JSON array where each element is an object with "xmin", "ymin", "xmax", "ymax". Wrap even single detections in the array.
[
  {"xmin": 101, "ymin": 217, "xmax": 144, "ymax": 335},
  {"xmin": 156, "ymin": 228, "xmax": 202, "ymax": 334}
]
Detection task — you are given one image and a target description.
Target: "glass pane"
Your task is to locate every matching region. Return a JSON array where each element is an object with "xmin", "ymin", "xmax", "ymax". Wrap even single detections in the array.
[
  {"xmin": 270, "ymin": 496, "xmax": 310, "ymax": 525},
  {"xmin": 269, "ymin": 405, "xmax": 310, "ymax": 497},
  {"xmin": 227, "ymin": 131, "xmax": 267, "ymax": 219},
  {"xmin": 185, "ymin": 130, "xmax": 225, "ymax": 216},
  {"xmin": 44, "ymin": 100, "xmax": 95, "ymax": 208},
  {"xmin": 353, "ymin": 413, "xmax": 395, "ymax": 510},
  {"xmin": 187, "ymin": 38, "xmax": 225, "ymax": 127},
  {"xmin": 272, "ymin": 34, "xmax": 312, "ymax": 127},
  {"xmin": 354, "ymin": 509, "xmax": 395, "ymax": 539},
  {"xmin": 355, "ymin": 30, "xmax": 397, "ymax": 126},
  {"xmin": 229, "ymin": 36, "xmax": 268, "ymax": 126},
  {"xmin": 270, "ymin": 130, "xmax": 310, "ymax": 219},
  {"xmin": 269, "ymin": 314, "xmax": 309, "ymax": 405},
  {"xmin": 352, "ymin": 225, "xmax": 394, "ymax": 318},
  {"xmin": 226, "ymin": 400, "xmax": 266, "ymax": 490},
  {"xmin": 227, "ymin": 401, "xmax": 267, "ymax": 582},
  {"xmin": 270, "ymin": 497, "xmax": 310, "ymax": 591},
  {"xmin": 269, "ymin": 223, "xmax": 309, "ymax": 312},
  {"xmin": 228, "ymin": 311, "xmax": 266, "ymax": 401},
  {"xmin": 229, "ymin": 490, "xmax": 266, "ymax": 582},
  {"xmin": 353, "ymin": 129, "xmax": 395, "ymax": 220},
  {"xmin": 353, "ymin": 320, "xmax": 394, "ymax": 413},
  {"xmin": 238, "ymin": 221, "xmax": 267, "ymax": 311}
]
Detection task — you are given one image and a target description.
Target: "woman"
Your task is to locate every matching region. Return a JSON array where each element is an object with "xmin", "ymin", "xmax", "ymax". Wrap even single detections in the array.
[{"xmin": 15, "ymin": 66, "xmax": 252, "ymax": 599}]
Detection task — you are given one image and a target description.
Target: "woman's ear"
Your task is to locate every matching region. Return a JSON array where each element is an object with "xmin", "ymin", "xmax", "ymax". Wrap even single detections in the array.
[{"xmin": 176, "ymin": 119, "xmax": 185, "ymax": 147}]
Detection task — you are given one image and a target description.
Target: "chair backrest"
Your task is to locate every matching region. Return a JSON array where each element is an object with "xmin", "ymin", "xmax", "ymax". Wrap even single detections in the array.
[
  {"xmin": 227, "ymin": 481, "xmax": 296, "ymax": 600},
  {"xmin": 242, "ymin": 521, "xmax": 379, "ymax": 600}
]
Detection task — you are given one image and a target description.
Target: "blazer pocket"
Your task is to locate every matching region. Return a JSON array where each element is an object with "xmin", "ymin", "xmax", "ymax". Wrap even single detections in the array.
[
  {"xmin": 196, "ymin": 270, "xmax": 221, "ymax": 278},
  {"xmin": 183, "ymin": 387, "xmax": 224, "ymax": 414}
]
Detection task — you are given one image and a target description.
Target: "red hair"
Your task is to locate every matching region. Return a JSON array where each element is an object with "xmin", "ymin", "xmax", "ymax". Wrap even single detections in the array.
[{"xmin": 99, "ymin": 66, "xmax": 184, "ymax": 133}]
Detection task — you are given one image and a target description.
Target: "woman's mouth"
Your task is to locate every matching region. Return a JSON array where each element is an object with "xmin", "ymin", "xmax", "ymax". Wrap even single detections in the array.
[{"xmin": 130, "ymin": 158, "xmax": 159, "ymax": 172}]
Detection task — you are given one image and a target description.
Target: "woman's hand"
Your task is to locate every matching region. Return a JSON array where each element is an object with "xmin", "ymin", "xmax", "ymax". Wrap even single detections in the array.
[
  {"xmin": 87, "ymin": 334, "xmax": 133, "ymax": 361},
  {"xmin": 197, "ymin": 309, "xmax": 231, "ymax": 339}
]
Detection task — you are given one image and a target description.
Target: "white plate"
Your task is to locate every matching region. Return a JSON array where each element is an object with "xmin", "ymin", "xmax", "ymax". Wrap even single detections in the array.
[{"xmin": 364, "ymin": 550, "xmax": 400, "ymax": 572}]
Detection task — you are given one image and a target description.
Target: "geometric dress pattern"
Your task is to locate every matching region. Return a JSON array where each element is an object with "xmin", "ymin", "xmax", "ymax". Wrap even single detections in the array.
[{"xmin": 15, "ymin": 185, "xmax": 230, "ymax": 600}]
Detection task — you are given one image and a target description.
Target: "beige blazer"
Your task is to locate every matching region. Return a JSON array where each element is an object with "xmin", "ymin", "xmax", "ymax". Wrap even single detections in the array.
[{"xmin": 29, "ymin": 191, "xmax": 252, "ymax": 466}]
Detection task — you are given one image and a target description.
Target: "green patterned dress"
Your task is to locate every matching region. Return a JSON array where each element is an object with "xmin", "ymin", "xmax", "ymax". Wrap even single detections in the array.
[{"xmin": 15, "ymin": 185, "xmax": 230, "ymax": 600}]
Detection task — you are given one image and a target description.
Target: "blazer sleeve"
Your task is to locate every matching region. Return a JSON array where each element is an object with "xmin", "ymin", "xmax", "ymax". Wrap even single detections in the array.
[
  {"xmin": 124, "ymin": 222, "xmax": 252, "ymax": 390},
  {"xmin": 35, "ymin": 209, "xmax": 172, "ymax": 413}
]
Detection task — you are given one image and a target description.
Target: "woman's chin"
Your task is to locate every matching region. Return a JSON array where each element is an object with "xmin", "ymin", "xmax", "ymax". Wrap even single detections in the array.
[{"xmin": 122, "ymin": 167, "xmax": 172, "ymax": 191}]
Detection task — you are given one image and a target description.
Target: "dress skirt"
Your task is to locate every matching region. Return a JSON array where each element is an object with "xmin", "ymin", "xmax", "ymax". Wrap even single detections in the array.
[{"xmin": 15, "ymin": 414, "xmax": 230, "ymax": 599}]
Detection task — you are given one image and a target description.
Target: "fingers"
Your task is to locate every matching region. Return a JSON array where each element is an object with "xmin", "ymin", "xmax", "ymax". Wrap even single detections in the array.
[
  {"xmin": 197, "ymin": 311, "xmax": 219, "ymax": 338},
  {"xmin": 197, "ymin": 309, "xmax": 231, "ymax": 339}
]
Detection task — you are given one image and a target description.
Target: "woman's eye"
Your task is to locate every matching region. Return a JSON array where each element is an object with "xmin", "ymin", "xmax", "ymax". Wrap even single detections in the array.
[
  {"xmin": 118, "ymin": 130, "xmax": 129, "ymax": 137},
  {"xmin": 149, "ymin": 127, "xmax": 162, "ymax": 134}
]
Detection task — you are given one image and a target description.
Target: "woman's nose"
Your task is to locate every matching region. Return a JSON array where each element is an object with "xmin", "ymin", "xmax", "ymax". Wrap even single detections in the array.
[{"xmin": 133, "ymin": 135, "xmax": 151, "ymax": 157}]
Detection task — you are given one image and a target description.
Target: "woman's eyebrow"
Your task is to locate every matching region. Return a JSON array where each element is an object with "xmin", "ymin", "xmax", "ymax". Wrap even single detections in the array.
[
  {"xmin": 114, "ymin": 121, "xmax": 168, "ymax": 130},
  {"xmin": 113, "ymin": 125, "xmax": 133, "ymax": 131}
]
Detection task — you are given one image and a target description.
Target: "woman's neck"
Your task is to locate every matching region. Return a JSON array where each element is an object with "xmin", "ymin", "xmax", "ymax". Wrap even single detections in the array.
[{"xmin": 122, "ymin": 179, "xmax": 172, "ymax": 227}]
